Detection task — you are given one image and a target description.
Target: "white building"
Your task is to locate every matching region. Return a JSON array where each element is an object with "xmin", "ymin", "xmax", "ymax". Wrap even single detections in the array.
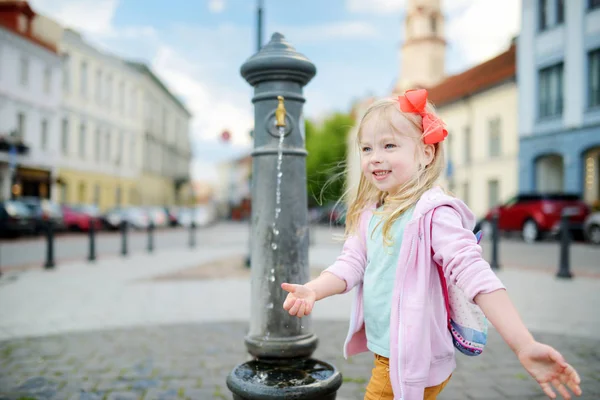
[
  {"xmin": 57, "ymin": 28, "xmax": 144, "ymax": 210},
  {"xmin": 0, "ymin": 1, "xmax": 62, "ymax": 201}
]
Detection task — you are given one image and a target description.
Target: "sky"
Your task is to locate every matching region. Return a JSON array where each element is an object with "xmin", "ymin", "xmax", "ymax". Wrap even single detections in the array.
[{"xmin": 29, "ymin": 0, "xmax": 520, "ymax": 182}]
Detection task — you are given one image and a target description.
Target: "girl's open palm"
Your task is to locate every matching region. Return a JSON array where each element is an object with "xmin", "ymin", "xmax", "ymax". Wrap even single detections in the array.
[
  {"xmin": 518, "ymin": 341, "xmax": 582, "ymax": 399},
  {"xmin": 281, "ymin": 283, "xmax": 316, "ymax": 318}
]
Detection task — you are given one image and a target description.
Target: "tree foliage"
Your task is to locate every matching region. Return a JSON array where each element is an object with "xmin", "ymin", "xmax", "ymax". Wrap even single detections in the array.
[{"xmin": 305, "ymin": 112, "xmax": 355, "ymax": 207}]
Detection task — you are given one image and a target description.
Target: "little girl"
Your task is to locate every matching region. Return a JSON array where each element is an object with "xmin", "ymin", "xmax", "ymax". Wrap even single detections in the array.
[{"xmin": 281, "ymin": 89, "xmax": 582, "ymax": 400}]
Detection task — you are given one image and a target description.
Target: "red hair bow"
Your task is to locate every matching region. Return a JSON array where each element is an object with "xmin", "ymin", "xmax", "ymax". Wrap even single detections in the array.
[{"xmin": 397, "ymin": 89, "xmax": 448, "ymax": 145}]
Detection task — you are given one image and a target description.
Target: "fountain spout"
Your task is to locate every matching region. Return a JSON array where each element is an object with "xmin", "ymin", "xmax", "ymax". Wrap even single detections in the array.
[{"xmin": 275, "ymin": 96, "xmax": 286, "ymax": 127}]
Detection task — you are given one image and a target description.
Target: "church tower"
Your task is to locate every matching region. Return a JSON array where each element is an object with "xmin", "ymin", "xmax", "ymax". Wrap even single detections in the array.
[{"xmin": 394, "ymin": 0, "xmax": 446, "ymax": 93}]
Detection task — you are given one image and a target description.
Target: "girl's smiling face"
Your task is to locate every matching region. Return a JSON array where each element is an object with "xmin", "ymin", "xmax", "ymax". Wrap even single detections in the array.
[{"xmin": 359, "ymin": 110, "xmax": 431, "ymax": 194}]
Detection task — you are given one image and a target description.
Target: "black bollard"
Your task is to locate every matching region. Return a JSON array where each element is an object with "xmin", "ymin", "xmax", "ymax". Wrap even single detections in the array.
[
  {"xmin": 43, "ymin": 220, "xmax": 55, "ymax": 269},
  {"xmin": 120, "ymin": 221, "xmax": 128, "ymax": 256},
  {"xmin": 147, "ymin": 221, "xmax": 154, "ymax": 253},
  {"xmin": 88, "ymin": 218, "xmax": 96, "ymax": 262},
  {"xmin": 189, "ymin": 221, "xmax": 196, "ymax": 248},
  {"xmin": 490, "ymin": 212, "xmax": 500, "ymax": 269},
  {"xmin": 557, "ymin": 209, "xmax": 573, "ymax": 279}
]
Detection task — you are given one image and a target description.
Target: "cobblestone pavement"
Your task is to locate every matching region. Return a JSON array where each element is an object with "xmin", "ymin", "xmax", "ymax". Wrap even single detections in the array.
[{"xmin": 0, "ymin": 322, "xmax": 598, "ymax": 400}]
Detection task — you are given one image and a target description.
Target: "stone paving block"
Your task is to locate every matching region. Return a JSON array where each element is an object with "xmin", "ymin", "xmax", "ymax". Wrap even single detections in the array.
[
  {"xmin": 105, "ymin": 391, "xmax": 143, "ymax": 400},
  {"xmin": 143, "ymin": 388, "xmax": 182, "ymax": 400}
]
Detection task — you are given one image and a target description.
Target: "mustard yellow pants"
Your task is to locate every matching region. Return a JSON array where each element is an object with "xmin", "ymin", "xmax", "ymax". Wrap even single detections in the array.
[{"xmin": 364, "ymin": 354, "xmax": 451, "ymax": 400}]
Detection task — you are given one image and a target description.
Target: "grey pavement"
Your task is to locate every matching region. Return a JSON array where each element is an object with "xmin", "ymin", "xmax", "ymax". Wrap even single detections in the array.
[{"xmin": 1, "ymin": 224, "xmax": 600, "ymax": 399}]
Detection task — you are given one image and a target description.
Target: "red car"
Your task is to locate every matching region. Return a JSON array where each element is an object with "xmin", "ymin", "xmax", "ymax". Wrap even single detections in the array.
[
  {"xmin": 480, "ymin": 193, "xmax": 590, "ymax": 243},
  {"xmin": 62, "ymin": 204, "xmax": 103, "ymax": 231}
]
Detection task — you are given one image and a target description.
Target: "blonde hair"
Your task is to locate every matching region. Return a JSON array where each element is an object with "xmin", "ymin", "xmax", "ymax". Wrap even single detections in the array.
[{"xmin": 344, "ymin": 97, "xmax": 446, "ymax": 246}]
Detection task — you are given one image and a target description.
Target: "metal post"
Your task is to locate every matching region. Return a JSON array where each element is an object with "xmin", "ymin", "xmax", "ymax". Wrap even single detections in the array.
[
  {"xmin": 88, "ymin": 218, "xmax": 96, "ymax": 262},
  {"xmin": 147, "ymin": 221, "xmax": 154, "ymax": 253},
  {"xmin": 43, "ymin": 221, "xmax": 55, "ymax": 269},
  {"xmin": 490, "ymin": 212, "xmax": 500, "ymax": 269},
  {"xmin": 189, "ymin": 221, "xmax": 196, "ymax": 248},
  {"xmin": 227, "ymin": 32, "xmax": 341, "ymax": 400},
  {"xmin": 120, "ymin": 221, "xmax": 128, "ymax": 256},
  {"xmin": 257, "ymin": 0, "xmax": 263, "ymax": 52},
  {"xmin": 557, "ymin": 209, "xmax": 573, "ymax": 279}
]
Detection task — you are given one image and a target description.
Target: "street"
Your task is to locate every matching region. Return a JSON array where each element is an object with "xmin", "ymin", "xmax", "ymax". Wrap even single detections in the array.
[
  {"xmin": 1, "ymin": 221, "xmax": 599, "ymax": 276},
  {"xmin": 1, "ymin": 221, "xmax": 599, "ymax": 400}
]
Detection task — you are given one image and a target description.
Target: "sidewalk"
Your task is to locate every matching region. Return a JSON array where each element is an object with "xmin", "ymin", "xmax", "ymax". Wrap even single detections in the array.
[{"xmin": 1, "ymin": 244, "xmax": 599, "ymax": 399}]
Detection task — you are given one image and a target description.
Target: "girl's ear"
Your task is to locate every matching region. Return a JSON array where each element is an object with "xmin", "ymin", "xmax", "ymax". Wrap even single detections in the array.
[{"xmin": 423, "ymin": 143, "xmax": 435, "ymax": 167}]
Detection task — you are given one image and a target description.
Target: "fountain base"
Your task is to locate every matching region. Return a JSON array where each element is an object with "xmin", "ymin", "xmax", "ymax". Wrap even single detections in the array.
[{"xmin": 227, "ymin": 358, "xmax": 342, "ymax": 399}]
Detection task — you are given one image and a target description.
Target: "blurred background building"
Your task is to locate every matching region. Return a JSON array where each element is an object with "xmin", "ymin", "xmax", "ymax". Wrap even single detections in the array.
[
  {"xmin": 0, "ymin": 1, "xmax": 62, "ymax": 201},
  {"xmin": 0, "ymin": 0, "xmax": 193, "ymax": 211},
  {"xmin": 430, "ymin": 43, "xmax": 517, "ymax": 218},
  {"xmin": 518, "ymin": 0, "xmax": 600, "ymax": 206}
]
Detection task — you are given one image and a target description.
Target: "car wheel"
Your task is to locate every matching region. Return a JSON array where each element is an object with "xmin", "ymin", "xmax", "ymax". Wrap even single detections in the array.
[
  {"xmin": 522, "ymin": 219, "xmax": 539, "ymax": 244},
  {"xmin": 587, "ymin": 224, "xmax": 600, "ymax": 245}
]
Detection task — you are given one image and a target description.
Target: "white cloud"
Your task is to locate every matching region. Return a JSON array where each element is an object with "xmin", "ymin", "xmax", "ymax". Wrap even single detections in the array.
[
  {"xmin": 347, "ymin": 0, "xmax": 406, "ymax": 14},
  {"xmin": 208, "ymin": 0, "xmax": 226, "ymax": 13},
  {"xmin": 30, "ymin": 0, "xmax": 118, "ymax": 36},
  {"xmin": 446, "ymin": 0, "xmax": 520, "ymax": 71},
  {"xmin": 278, "ymin": 21, "xmax": 380, "ymax": 44}
]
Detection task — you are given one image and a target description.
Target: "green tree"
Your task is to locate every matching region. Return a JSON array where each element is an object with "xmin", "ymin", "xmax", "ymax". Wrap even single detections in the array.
[{"xmin": 305, "ymin": 112, "xmax": 355, "ymax": 207}]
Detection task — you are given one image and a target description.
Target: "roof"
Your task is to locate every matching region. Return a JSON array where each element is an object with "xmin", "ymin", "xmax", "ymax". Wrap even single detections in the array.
[
  {"xmin": 0, "ymin": 1, "xmax": 57, "ymax": 53},
  {"xmin": 427, "ymin": 43, "xmax": 516, "ymax": 107},
  {"xmin": 126, "ymin": 61, "xmax": 192, "ymax": 117}
]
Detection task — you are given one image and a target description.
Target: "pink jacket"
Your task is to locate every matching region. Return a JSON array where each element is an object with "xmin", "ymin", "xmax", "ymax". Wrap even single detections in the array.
[{"xmin": 324, "ymin": 187, "xmax": 505, "ymax": 400}]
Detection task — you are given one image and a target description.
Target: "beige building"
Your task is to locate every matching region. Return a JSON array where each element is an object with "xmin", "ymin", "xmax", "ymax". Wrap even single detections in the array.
[{"xmin": 429, "ymin": 44, "xmax": 518, "ymax": 219}]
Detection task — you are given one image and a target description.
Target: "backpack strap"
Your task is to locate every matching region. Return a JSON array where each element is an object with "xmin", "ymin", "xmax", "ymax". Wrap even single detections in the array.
[{"xmin": 430, "ymin": 208, "xmax": 452, "ymax": 329}]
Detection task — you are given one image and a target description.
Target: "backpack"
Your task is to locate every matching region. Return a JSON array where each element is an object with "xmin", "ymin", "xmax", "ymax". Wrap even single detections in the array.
[{"xmin": 430, "ymin": 209, "xmax": 488, "ymax": 356}]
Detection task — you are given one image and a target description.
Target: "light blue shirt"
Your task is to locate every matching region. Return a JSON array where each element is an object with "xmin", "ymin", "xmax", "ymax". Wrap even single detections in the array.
[{"xmin": 363, "ymin": 206, "xmax": 415, "ymax": 357}]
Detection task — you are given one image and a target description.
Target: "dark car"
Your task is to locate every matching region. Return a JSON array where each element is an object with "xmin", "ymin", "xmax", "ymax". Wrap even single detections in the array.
[
  {"xmin": 20, "ymin": 197, "xmax": 66, "ymax": 234},
  {"xmin": 479, "ymin": 193, "xmax": 590, "ymax": 243},
  {"xmin": 0, "ymin": 200, "xmax": 35, "ymax": 237}
]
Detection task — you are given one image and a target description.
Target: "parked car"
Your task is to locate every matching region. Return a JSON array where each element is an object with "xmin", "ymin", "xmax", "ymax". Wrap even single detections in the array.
[
  {"xmin": 62, "ymin": 204, "xmax": 102, "ymax": 231},
  {"xmin": 102, "ymin": 207, "xmax": 150, "ymax": 230},
  {"xmin": 583, "ymin": 212, "xmax": 600, "ymax": 245},
  {"xmin": 20, "ymin": 197, "xmax": 66, "ymax": 234},
  {"xmin": 479, "ymin": 193, "xmax": 590, "ymax": 243},
  {"xmin": 0, "ymin": 200, "xmax": 35, "ymax": 237}
]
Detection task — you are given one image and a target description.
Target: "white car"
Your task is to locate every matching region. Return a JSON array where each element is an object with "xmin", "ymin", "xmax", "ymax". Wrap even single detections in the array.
[{"xmin": 583, "ymin": 212, "xmax": 600, "ymax": 245}]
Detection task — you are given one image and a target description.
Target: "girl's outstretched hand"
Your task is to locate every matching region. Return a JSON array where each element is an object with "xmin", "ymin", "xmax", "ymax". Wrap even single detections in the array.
[
  {"xmin": 517, "ymin": 341, "xmax": 582, "ymax": 399},
  {"xmin": 281, "ymin": 283, "xmax": 316, "ymax": 318}
]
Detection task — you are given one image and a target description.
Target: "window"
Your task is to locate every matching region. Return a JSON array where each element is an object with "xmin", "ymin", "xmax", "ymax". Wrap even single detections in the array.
[
  {"xmin": 130, "ymin": 137, "xmax": 136, "ymax": 167},
  {"xmin": 105, "ymin": 131, "xmax": 111, "ymax": 162},
  {"xmin": 590, "ymin": 0, "xmax": 600, "ymax": 10},
  {"xmin": 430, "ymin": 16, "xmax": 437, "ymax": 34},
  {"xmin": 130, "ymin": 88, "xmax": 137, "ymax": 117},
  {"xmin": 488, "ymin": 118, "xmax": 501, "ymax": 158},
  {"xmin": 40, "ymin": 119, "xmax": 48, "ymax": 150},
  {"xmin": 20, "ymin": 57, "xmax": 29, "ymax": 86},
  {"xmin": 488, "ymin": 180, "xmax": 500, "ymax": 209},
  {"xmin": 556, "ymin": 0, "xmax": 564, "ymax": 24},
  {"xmin": 116, "ymin": 131, "xmax": 124, "ymax": 165},
  {"xmin": 539, "ymin": 63, "xmax": 564, "ymax": 118},
  {"xmin": 93, "ymin": 184, "xmax": 100, "ymax": 205},
  {"xmin": 61, "ymin": 118, "xmax": 69, "ymax": 154},
  {"xmin": 539, "ymin": 0, "xmax": 548, "ymax": 30},
  {"xmin": 16, "ymin": 112, "xmax": 25, "ymax": 139},
  {"xmin": 589, "ymin": 49, "xmax": 600, "ymax": 108},
  {"xmin": 119, "ymin": 81, "xmax": 124, "ymax": 114},
  {"xmin": 60, "ymin": 183, "xmax": 68, "ymax": 204},
  {"xmin": 43, "ymin": 67, "xmax": 51, "ymax": 94},
  {"xmin": 463, "ymin": 182, "xmax": 470, "ymax": 206},
  {"xmin": 464, "ymin": 126, "xmax": 471, "ymax": 165},
  {"xmin": 62, "ymin": 53, "xmax": 70, "ymax": 92},
  {"xmin": 95, "ymin": 69, "xmax": 102, "ymax": 104},
  {"xmin": 115, "ymin": 186, "xmax": 122, "ymax": 205},
  {"xmin": 106, "ymin": 74, "xmax": 113, "ymax": 107},
  {"xmin": 80, "ymin": 61, "xmax": 88, "ymax": 98},
  {"xmin": 94, "ymin": 128, "xmax": 101, "ymax": 162},
  {"xmin": 79, "ymin": 123, "xmax": 86, "ymax": 158}
]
